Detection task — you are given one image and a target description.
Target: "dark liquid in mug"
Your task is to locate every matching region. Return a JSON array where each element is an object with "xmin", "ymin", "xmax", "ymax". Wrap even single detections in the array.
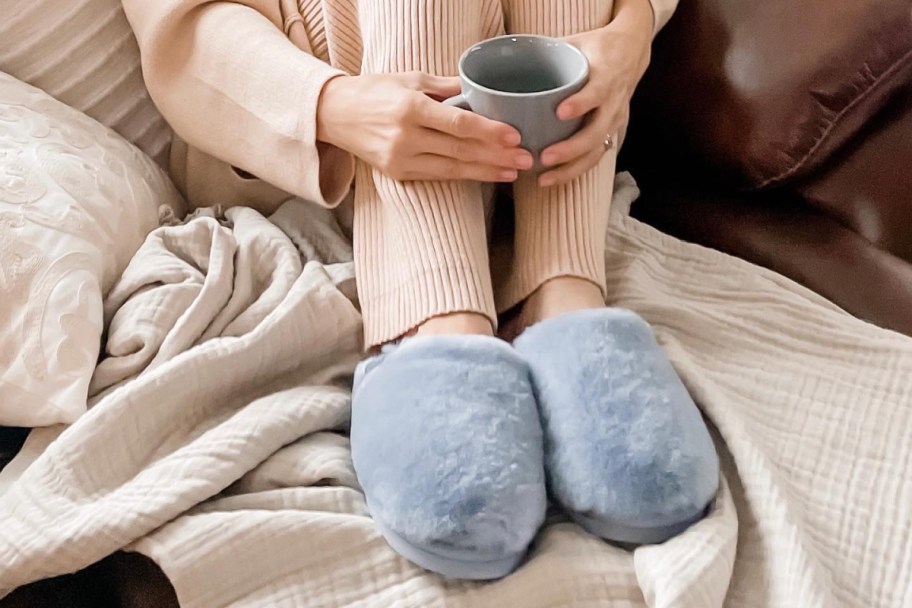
[{"xmin": 475, "ymin": 67, "xmax": 564, "ymax": 93}]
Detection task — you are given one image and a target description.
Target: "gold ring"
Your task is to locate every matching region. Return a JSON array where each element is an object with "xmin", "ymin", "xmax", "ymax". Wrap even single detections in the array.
[{"xmin": 603, "ymin": 134, "xmax": 614, "ymax": 151}]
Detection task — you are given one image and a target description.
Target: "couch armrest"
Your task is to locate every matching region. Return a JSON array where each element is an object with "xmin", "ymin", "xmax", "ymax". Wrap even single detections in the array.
[{"xmin": 632, "ymin": 0, "xmax": 912, "ymax": 188}]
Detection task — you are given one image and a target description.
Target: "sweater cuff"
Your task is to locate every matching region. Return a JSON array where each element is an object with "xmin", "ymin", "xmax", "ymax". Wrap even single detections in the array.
[{"xmin": 289, "ymin": 68, "xmax": 355, "ymax": 208}]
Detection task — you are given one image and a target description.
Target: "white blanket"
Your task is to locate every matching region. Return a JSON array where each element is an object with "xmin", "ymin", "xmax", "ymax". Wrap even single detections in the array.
[{"xmin": 1, "ymin": 186, "xmax": 910, "ymax": 607}]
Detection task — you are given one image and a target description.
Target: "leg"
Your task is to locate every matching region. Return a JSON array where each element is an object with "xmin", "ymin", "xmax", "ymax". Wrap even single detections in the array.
[
  {"xmin": 503, "ymin": 0, "xmax": 720, "ymax": 546},
  {"xmin": 350, "ymin": 0, "xmax": 547, "ymax": 580},
  {"xmin": 355, "ymin": 0, "xmax": 505, "ymax": 348},
  {"xmin": 496, "ymin": 0, "xmax": 616, "ymax": 335}
]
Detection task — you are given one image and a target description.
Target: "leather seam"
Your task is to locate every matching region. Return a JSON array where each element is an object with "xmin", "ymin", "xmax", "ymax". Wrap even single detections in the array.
[{"xmin": 756, "ymin": 43, "xmax": 912, "ymax": 189}]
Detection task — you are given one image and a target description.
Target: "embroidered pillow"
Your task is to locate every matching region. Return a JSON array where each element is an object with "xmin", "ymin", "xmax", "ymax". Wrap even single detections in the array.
[{"xmin": 0, "ymin": 72, "xmax": 185, "ymax": 426}]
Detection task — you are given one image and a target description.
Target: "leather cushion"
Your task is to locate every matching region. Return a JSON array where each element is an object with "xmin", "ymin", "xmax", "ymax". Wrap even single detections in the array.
[
  {"xmin": 798, "ymin": 85, "xmax": 912, "ymax": 263},
  {"xmin": 634, "ymin": 0, "xmax": 912, "ymax": 188}
]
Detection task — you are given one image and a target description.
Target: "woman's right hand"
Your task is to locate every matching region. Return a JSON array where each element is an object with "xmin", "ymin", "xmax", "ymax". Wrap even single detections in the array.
[{"xmin": 316, "ymin": 72, "xmax": 532, "ymax": 183}]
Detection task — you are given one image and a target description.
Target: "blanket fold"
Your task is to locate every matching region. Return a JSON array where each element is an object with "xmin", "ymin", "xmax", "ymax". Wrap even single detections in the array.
[{"xmin": 1, "ymin": 188, "xmax": 909, "ymax": 608}]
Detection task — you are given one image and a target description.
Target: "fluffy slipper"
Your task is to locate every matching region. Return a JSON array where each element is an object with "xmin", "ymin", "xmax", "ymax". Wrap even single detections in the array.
[
  {"xmin": 513, "ymin": 308, "xmax": 719, "ymax": 545},
  {"xmin": 351, "ymin": 335, "xmax": 547, "ymax": 579}
]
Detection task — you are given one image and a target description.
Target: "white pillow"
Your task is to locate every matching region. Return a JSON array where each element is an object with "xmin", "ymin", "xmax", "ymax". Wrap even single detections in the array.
[
  {"xmin": 0, "ymin": 0, "xmax": 171, "ymax": 167},
  {"xmin": 0, "ymin": 71, "xmax": 185, "ymax": 427}
]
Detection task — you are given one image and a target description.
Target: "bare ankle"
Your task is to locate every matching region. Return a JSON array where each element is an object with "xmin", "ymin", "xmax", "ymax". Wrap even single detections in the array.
[
  {"xmin": 518, "ymin": 277, "xmax": 604, "ymax": 332},
  {"xmin": 416, "ymin": 312, "xmax": 495, "ymax": 337}
]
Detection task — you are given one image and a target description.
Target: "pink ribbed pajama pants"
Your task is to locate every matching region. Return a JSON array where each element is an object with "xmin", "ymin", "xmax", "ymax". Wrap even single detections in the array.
[{"xmin": 353, "ymin": 0, "xmax": 616, "ymax": 346}]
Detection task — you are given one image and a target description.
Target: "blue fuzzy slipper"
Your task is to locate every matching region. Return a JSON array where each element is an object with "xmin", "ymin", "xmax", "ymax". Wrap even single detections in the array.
[
  {"xmin": 513, "ymin": 308, "xmax": 719, "ymax": 545},
  {"xmin": 350, "ymin": 335, "xmax": 547, "ymax": 580}
]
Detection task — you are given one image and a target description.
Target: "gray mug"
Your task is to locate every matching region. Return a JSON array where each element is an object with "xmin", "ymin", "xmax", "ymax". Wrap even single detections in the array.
[{"xmin": 444, "ymin": 34, "xmax": 589, "ymax": 171}]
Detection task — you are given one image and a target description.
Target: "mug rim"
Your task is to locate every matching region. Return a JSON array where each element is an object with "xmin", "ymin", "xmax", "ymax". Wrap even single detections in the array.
[{"xmin": 456, "ymin": 34, "xmax": 589, "ymax": 99}]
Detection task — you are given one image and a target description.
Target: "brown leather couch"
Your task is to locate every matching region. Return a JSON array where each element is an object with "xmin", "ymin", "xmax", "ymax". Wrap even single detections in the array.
[
  {"xmin": 624, "ymin": 0, "xmax": 912, "ymax": 337},
  {"xmin": 3, "ymin": 1, "xmax": 911, "ymax": 605}
]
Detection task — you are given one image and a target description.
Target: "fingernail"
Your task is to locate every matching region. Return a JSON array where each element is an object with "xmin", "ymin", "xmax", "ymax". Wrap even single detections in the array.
[
  {"xmin": 516, "ymin": 154, "xmax": 533, "ymax": 169},
  {"xmin": 501, "ymin": 170, "xmax": 519, "ymax": 181},
  {"xmin": 505, "ymin": 132, "xmax": 522, "ymax": 146},
  {"xmin": 557, "ymin": 106, "xmax": 572, "ymax": 120},
  {"xmin": 540, "ymin": 152, "xmax": 555, "ymax": 166},
  {"xmin": 539, "ymin": 175, "xmax": 555, "ymax": 187}
]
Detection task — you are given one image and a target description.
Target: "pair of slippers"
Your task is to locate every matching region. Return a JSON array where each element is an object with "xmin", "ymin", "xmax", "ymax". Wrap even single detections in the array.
[{"xmin": 351, "ymin": 308, "xmax": 719, "ymax": 580}]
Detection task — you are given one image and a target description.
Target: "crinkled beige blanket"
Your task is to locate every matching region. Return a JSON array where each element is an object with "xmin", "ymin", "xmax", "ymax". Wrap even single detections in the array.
[{"xmin": 1, "ymin": 186, "xmax": 910, "ymax": 607}]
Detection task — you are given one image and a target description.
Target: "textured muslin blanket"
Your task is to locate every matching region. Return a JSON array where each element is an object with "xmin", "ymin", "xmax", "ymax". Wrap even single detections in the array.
[{"xmin": 1, "ymin": 179, "xmax": 910, "ymax": 607}]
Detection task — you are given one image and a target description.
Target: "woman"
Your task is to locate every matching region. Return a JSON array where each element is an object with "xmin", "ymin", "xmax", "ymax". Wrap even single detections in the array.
[{"xmin": 123, "ymin": 0, "xmax": 719, "ymax": 580}]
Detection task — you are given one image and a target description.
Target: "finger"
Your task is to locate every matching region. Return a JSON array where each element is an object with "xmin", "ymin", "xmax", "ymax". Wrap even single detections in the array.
[
  {"xmin": 540, "ymin": 106, "xmax": 613, "ymax": 167},
  {"xmin": 407, "ymin": 154, "xmax": 519, "ymax": 183},
  {"xmin": 401, "ymin": 72, "xmax": 461, "ymax": 98},
  {"xmin": 556, "ymin": 81, "xmax": 607, "ymax": 120},
  {"xmin": 417, "ymin": 99, "xmax": 522, "ymax": 147},
  {"xmin": 417, "ymin": 129, "xmax": 533, "ymax": 170},
  {"xmin": 538, "ymin": 146, "xmax": 605, "ymax": 187}
]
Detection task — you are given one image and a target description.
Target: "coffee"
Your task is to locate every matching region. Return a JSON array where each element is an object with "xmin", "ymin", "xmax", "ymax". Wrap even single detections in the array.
[{"xmin": 473, "ymin": 67, "xmax": 565, "ymax": 94}]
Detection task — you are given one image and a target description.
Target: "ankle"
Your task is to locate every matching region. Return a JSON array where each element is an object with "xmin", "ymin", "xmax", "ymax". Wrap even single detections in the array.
[
  {"xmin": 416, "ymin": 312, "xmax": 495, "ymax": 337},
  {"xmin": 511, "ymin": 277, "xmax": 604, "ymax": 337}
]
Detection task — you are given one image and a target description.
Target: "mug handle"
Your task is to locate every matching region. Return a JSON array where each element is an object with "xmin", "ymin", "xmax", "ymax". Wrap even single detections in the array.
[{"xmin": 443, "ymin": 94, "xmax": 470, "ymax": 110}]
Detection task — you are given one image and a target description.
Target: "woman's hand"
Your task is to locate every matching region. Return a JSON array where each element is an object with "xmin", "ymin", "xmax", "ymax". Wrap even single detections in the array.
[
  {"xmin": 538, "ymin": 0, "xmax": 655, "ymax": 187},
  {"xmin": 317, "ymin": 72, "xmax": 533, "ymax": 183}
]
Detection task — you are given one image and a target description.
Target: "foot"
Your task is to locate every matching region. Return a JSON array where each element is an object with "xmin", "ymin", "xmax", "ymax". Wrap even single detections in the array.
[
  {"xmin": 351, "ymin": 331, "xmax": 547, "ymax": 579},
  {"xmin": 513, "ymin": 308, "xmax": 719, "ymax": 545}
]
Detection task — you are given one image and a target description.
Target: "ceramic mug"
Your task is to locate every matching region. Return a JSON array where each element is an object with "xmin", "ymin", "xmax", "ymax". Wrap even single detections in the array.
[{"xmin": 444, "ymin": 34, "xmax": 589, "ymax": 171}]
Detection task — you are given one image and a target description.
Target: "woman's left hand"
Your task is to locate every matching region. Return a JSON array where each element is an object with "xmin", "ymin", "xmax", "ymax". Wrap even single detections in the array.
[{"xmin": 538, "ymin": 0, "xmax": 656, "ymax": 187}]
